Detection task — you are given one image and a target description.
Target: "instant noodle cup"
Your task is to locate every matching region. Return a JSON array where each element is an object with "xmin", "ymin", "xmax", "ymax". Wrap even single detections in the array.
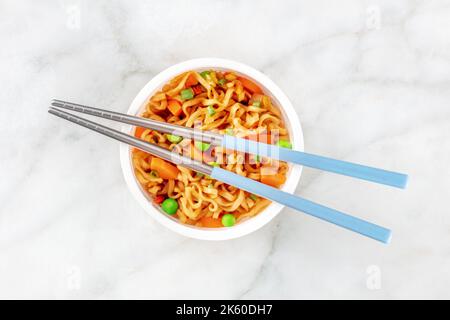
[{"xmin": 120, "ymin": 58, "xmax": 304, "ymax": 240}]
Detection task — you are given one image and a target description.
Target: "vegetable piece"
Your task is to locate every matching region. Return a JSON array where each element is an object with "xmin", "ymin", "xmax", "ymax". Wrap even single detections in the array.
[
  {"xmin": 252, "ymin": 101, "xmax": 261, "ymax": 107},
  {"xmin": 133, "ymin": 149, "xmax": 152, "ymax": 162},
  {"xmin": 167, "ymin": 99, "xmax": 182, "ymax": 117},
  {"xmin": 150, "ymin": 157, "xmax": 179, "ymax": 180},
  {"xmin": 167, "ymin": 134, "xmax": 183, "ymax": 143},
  {"xmin": 261, "ymin": 172, "xmax": 286, "ymax": 187},
  {"xmin": 221, "ymin": 214, "xmax": 236, "ymax": 227},
  {"xmin": 207, "ymin": 105, "xmax": 216, "ymax": 116},
  {"xmin": 185, "ymin": 74, "xmax": 198, "ymax": 87},
  {"xmin": 200, "ymin": 70, "xmax": 210, "ymax": 79},
  {"xmin": 196, "ymin": 172, "xmax": 204, "ymax": 178},
  {"xmin": 191, "ymin": 84, "xmax": 203, "ymax": 95},
  {"xmin": 154, "ymin": 195, "xmax": 165, "ymax": 204},
  {"xmin": 249, "ymin": 194, "xmax": 258, "ymax": 201},
  {"xmin": 195, "ymin": 141, "xmax": 211, "ymax": 152},
  {"xmin": 161, "ymin": 198, "xmax": 178, "ymax": 215},
  {"xmin": 218, "ymin": 78, "xmax": 227, "ymax": 86},
  {"xmin": 180, "ymin": 88, "xmax": 194, "ymax": 100},
  {"xmin": 208, "ymin": 161, "xmax": 219, "ymax": 167},
  {"xmin": 200, "ymin": 216, "xmax": 223, "ymax": 228},
  {"xmin": 134, "ymin": 126, "xmax": 147, "ymax": 138},
  {"xmin": 238, "ymin": 77, "xmax": 263, "ymax": 94},
  {"xmin": 276, "ymin": 139, "xmax": 292, "ymax": 149}
]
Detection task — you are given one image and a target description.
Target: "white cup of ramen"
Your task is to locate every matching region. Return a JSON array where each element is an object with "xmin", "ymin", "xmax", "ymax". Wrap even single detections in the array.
[{"xmin": 120, "ymin": 58, "xmax": 304, "ymax": 240}]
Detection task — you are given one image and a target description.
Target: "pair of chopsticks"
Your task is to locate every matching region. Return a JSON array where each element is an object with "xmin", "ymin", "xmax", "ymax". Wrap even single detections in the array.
[{"xmin": 49, "ymin": 99, "xmax": 408, "ymax": 243}]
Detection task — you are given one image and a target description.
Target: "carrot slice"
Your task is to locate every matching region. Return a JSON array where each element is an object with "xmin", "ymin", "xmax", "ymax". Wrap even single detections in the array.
[
  {"xmin": 167, "ymin": 99, "xmax": 182, "ymax": 117},
  {"xmin": 185, "ymin": 74, "xmax": 198, "ymax": 87},
  {"xmin": 133, "ymin": 149, "xmax": 153, "ymax": 162},
  {"xmin": 150, "ymin": 157, "xmax": 179, "ymax": 180},
  {"xmin": 134, "ymin": 126, "xmax": 147, "ymax": 138},
  {"xmin": 261, "ymin": 172, "xmax": 286, "ymax": 187},
  {"xmin": 238, "ymin": 77, "xmax": 263, "ymax": 94},
  {"xmin": 200, "ymin": 216, "xmax": 223, "ymax": 228}
]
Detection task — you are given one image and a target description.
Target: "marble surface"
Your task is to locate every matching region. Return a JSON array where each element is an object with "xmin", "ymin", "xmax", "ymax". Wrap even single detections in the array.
[{"xmin": 1, "ymin": 0, "xmax": 450, "ymax": 299}]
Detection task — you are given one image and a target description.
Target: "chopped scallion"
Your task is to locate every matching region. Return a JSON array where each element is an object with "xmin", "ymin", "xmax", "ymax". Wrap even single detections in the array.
[
  {"xmin": 207, "ymin": 105, "xmax": 216, "ymax": 116},
  {"xmin": 200, "ymin": 71, "xmax": 210, "ymax": 79},
  {"xmin": 180, "ymin": 88, "xmax": 194, "ymax": 100},
  {"xmin": 276, "ymin": 140, "xmax": 292, "ymax": 149},
  {"xmin": 166, "ymin": 134, "xmax": 183, "ymax": 143},
  {"xmin": 195, "ymin": 141, "xmax": 211, "ymax": 152}
]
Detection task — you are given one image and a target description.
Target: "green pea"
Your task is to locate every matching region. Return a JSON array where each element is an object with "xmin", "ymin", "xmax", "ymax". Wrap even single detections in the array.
[
  {"xmin": 207, "ymin": 105, "xmax": 216, "ymax": 116},
  {"xmin": 161, "ymin": 198, "xmax": 178, "ymax": 215},
  {"xmin": 276, "ymin": 139, "xmax": 292, "ymax": 149},
  {"xmin": 221, "ymin": 214, "xmax": 236, "ymax": 227},
  {"xmin": 180, "ymin": 88, "xmax": 194, "ymax": 100},
  {"xmin": 167, "ymin": 134, "xmax": 183, "ymax": 143},
  {"xmin": 195, "ymin": 141, "xmax": 211, "ymax": 152}
]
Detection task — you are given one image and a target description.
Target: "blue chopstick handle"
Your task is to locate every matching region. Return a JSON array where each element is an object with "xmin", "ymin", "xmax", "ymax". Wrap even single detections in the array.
[
  {"xmin": 222, "ymin": 136, "xmax": 408, "ymax": 189},
  {"xmin": 211, "ymin": 167, "xmax": 392, "ymax": 243}
]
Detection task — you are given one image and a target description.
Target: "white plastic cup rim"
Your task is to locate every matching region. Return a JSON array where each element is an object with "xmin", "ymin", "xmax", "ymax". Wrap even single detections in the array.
[{"xmin": 120, "ymin": 58, "xmax": 304, "ymax": 240}]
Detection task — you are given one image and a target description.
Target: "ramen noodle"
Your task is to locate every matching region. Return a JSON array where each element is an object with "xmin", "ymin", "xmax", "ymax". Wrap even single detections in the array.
[{"xmin": 132, "ymin": 69, "xmax": 291, "ymax": 228}]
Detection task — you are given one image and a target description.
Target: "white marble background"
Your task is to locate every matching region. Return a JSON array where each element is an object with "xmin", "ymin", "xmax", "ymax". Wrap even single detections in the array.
[{"xmin": 1, "ymin": 0, "xmax": 449, "ymax": 299}]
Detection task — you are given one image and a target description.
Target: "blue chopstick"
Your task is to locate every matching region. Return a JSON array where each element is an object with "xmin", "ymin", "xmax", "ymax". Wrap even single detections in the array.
[
  {"xmin": 222, "ymin": 135, "xmax": 408, "ymax": 189},
  {"xmin": 50, "ymin": 100, "xmax": 408, "ymax": 189},
  {"xmin": 211, "ymin": 167, "xmax": 392, "ymax": 243}
]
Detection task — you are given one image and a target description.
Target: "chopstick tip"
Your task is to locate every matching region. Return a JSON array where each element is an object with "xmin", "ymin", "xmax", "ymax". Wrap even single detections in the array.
[
  {"xmin": 400, "ymin": 174, "xmax": 409, "ymax": 189},
  {"xmin": 50, "ymin": 99, "xmax": 64, "ymax": 107},
  {"xmin": 382, "ymin": 230, "xmax": 392, "ymax": 244}
]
